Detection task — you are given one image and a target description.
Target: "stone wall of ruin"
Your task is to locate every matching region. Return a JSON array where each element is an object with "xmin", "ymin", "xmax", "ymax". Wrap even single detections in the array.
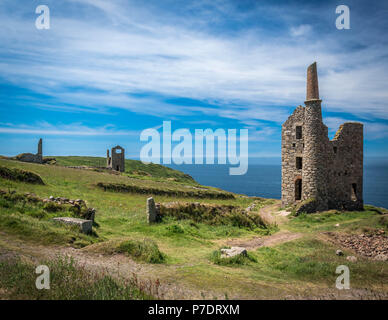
[
  {"xmin": 281, "ymin": 108, "xmax": 363, "ymax": 211},
  {"xmin": 281, "ymin": 106, "xmax": 305, "ymax": 207},
  {"xmin": 328, "ymin": 123, "xmax": 363, "ymax": 210}
]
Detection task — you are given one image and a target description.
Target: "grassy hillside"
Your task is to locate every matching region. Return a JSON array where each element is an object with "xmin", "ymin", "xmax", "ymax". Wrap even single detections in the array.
[
  {"xmin": 0, "ymin": 158, "xmax": 387, "ymax": 300},
  {"xmin": 53, "ymin": 156, "xmax": 196, "ymax": 184}
]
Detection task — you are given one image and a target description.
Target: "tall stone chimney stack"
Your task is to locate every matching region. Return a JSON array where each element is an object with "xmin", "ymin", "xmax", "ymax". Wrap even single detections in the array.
[
  {"xmin": 306, "ymin": 62, "xmax": 319, "ymax": 100},
  {"xmin": 37, "ymin": 138, "xmax": 42, "ymax": 157}
]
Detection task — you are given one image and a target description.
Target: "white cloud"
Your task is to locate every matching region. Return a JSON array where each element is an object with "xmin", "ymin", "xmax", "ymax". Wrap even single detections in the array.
[
  {"xmin": 0, "ymin": 122, "xmax": 139, "ymax": 136},
  {"xmin": 0, "ymin": 0, "xmax": 387, "ymax": 124},
  {"xmin": 324, "ymin": 117, "xmax": 388, "ymax": 140},
  {"xmin": 290, "ymin": 24, "xmax": 312, "ymax": 37}
]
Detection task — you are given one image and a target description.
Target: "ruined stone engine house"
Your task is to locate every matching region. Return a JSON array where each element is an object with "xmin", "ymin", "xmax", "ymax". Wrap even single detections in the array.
[
  {"xmin": 106, "ymin": 145, "xmax": 125, "ymax": 172},
  {"xmin": 281, "ymin": 62, "xmax": 363, "ymax": 212}
]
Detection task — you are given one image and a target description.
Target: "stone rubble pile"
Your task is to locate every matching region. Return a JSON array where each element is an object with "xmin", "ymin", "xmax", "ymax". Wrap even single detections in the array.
[
  {"xmin": 325, "ymin": 231, "xmax": 388, "ymax": 261},
  {"xmin": 24, "ymin": 192, "xmax": 96, "ymax": 222}
]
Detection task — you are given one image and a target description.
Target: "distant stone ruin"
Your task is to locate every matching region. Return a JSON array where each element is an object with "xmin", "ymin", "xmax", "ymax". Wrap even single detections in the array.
[
  {"xmin": 16, "ymin": 138, "xmax": 43, "ymax": 164},
  {"xmin": 106, "ymin": 145, "xmax": 125, "ymax": 172},
  {"xmin": 281, "ymin": 62, "xmax": 363, "ymax": 212}
]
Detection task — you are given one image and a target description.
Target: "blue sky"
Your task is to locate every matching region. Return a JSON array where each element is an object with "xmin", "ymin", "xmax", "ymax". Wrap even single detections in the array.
[{"xmin": 0, "ymin": 0, "xmax": 387, "ymax": 162}]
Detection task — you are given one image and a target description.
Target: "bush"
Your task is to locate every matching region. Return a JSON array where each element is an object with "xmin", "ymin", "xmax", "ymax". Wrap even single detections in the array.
[
  {"xmin": 0, "ymin": 166, "xmax": 44, "ymax": 184},
  {"xmin": 116, "ymin": 239, "xmax": 166, "ymax": 264},
  {"xmin": 166, "ymin": 224, "xmax": 184, "ymax": 234}
]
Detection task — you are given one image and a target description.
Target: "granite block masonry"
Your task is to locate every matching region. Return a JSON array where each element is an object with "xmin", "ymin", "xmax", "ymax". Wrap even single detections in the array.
[
  {"xmin": 106, "ymin": 145, "xmax": 125, "ymax": 172},
  {"xmin": 147, "ymin": 197, "xmax": 157, "ymax": 223},
  {"xmin": 16, "ymin": 138, "xmax": 43, "ymax": 164},
  {"xmin": 53, "ymin": 217, "xmax": 92, "ymax": 234},
  {"xmin": 281, "ymin": 62, "xmax": 363, "ymax": 212}
]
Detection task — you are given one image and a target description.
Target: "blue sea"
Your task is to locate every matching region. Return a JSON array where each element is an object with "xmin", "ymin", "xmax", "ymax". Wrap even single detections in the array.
[{"xmin": 167, "ymin": 159, "xmax": 388, "ymax": 209}]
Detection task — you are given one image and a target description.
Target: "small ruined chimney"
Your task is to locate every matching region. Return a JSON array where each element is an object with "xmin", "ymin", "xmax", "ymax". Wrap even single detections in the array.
[
  {"xmin": 306, "ymin": 62, "xmax": 319, "ymax": 100},
  {"xmin": 38, "ymin": 138, "xmax": 42, "ymax": 157}
]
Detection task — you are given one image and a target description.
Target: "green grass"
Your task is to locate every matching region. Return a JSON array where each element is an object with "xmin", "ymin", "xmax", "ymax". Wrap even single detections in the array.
[
  {"xmin": 97, "ymin": 181, "xmax": 234, "ymax": 199},
  {"xmin": 53, "ymin": 156, "xmax": 197, "ymax": 184},
  {"xmin": 0, "ymin": 166, "xmax": 44, "ymax": 185},
  {"xmin": 0, "ymin": 158, "xmax": 387, "ymax": 299},
  {"xmin": 115, "ymin": 239, "xmax": 166, "ymax": 264},
  {"xmin": 210, "ymin": 248, "xmax": 257, "ymax": 266},
  {"xmin": 0, "ymin": 255, "xmax": 153, "ymax": 300},
  {"xmin": 287, "ymin": 207, "xmax": 388, "ymax": 234},
  {"xmin": 0, "ymin": 190, "xmax": 99, "ymax": 247},
  {"xmin": 250, "ymin": 238, "xmax": 387, "ymax": 285}
]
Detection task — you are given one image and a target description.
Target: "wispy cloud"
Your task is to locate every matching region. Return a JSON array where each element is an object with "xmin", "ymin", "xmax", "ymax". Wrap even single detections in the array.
[
  {"xmin": 0, "ymin": 0, "xmax": 387, "ymax": 123},
  {"xmin": 0, "ymin": 122, "xmax": 139, "ymax": 136},
  {"xmin": 290, "ymin": 24, "xmax": 312, "ymax": 37},
  {"xmin": 324, "ymin": 116, "xmax": 388, "ymax": 140}
]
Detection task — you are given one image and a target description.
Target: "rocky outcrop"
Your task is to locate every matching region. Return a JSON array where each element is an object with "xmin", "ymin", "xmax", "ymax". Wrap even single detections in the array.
[{"xmin": 220, "ymin": 247, "xmax": 247, "ymax": 259}]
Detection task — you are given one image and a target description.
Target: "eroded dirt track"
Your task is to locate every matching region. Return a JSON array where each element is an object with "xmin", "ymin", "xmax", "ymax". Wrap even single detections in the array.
[{"xmin": 225, "ymin": 231, "xmax": 303, "ymax": 250}]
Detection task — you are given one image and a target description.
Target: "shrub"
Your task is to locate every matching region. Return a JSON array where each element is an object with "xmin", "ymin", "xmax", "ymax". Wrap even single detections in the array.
[
  {"xmin": 116, "ymin": 239, "xmax": 166, "ymax": 264},
  {"xmin": 0, "ymin": 166, "xmax": 44, "ymax": 184},
  {"xmin": 166, "ymin": 224, "xmax": 184, "ymax": 234}
]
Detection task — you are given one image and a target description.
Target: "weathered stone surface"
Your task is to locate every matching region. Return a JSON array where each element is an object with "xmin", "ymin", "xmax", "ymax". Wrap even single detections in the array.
[
  {"xmin": 221, "ymin": 247, "xmax": 247, "ymax": 258},
  {"xmin": 346, "ymin": 255, "xmax": 357, "ymax": 262},
  {"xmin": 325, "ymin": 232, "xmax": 388, "ymax": 260},
  {"xmin": 374, "ymin": 254, "xmax": 388, "ymax": 262},
  {"xmin": 281, "ymin": 63, "xmax": 363, "ymax": 212},
  {"xmin": 306, "ymin": 62, "xmax": 319, "ymax": 100},
  {"xmin": 106, "ymin": 145, "xmax": 125, "ymax": 172},
  {"xmin": 336, "ymin": 249, "xmax": 344, "ymax": 256},
  {"xmin": 53, "ymin": 217, "xmax": 92, "ymax": 234},
  {"xmin": 147, "ymin": 197, "xmax": 157, "ymax": 223},
  {"xmin": 16, "ymin": 138, "xmax": 43, "ymax": 164},
  {"xmin": 295, "ymin": 198, "xmax": 317, "ymax": 215}
]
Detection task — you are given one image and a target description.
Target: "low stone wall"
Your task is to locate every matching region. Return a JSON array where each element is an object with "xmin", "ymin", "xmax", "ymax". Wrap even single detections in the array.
[
  {"xmin": 0, "ymin": 189, "xmax": 96, "ymax": 222},
  {"xmin": 97, "ymin": 182, "xmax": 235, "ymax": 199}
]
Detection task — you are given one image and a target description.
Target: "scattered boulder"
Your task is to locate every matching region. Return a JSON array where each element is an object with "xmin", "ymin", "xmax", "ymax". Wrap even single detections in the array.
[
  {"xmin": 336, "ymin": 249, "xmax": 344, "ymax": 256},
  {"xmin": 221, "ymin": 247, "xmax": 247, "ymax": 259},
  {"xmin": 53, "ymin": 217, "xmax": 92, "ymax": 234},
  {"xmin": 346, "ymin": 255, "xmax": 357, "ymax": 262}
]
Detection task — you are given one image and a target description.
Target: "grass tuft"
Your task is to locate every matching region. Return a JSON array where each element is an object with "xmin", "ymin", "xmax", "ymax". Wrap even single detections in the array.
[
  {"xmin": 116, "ymin": 239, "xmax": 166, "ymax": 264},
  {"xmin": 0, "ymin": 255, "xmax": 152, "ymax": 300}
]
